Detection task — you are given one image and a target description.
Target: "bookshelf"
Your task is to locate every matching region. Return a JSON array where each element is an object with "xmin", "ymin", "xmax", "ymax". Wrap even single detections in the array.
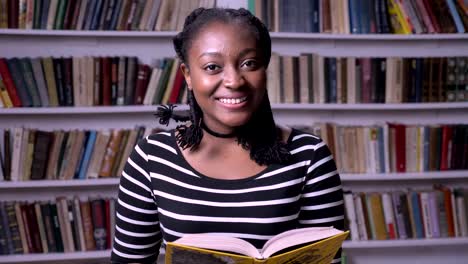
[
  {"xmin": 1, "ymin": 1, "xmax": 468, "ymax": 264},
  {"xmin": 1, "ymin": 34, "xmax": 468, "ymax": 264}
]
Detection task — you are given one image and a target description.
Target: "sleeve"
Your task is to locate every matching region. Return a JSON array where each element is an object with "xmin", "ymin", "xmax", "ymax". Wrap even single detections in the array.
[
  {"xmin": 111, "ymin": 138, "xmax": 162, "ymax": 264},
  {"xmin": 298, "ymin": 139, "xmax": 345, "ymax": 264}
]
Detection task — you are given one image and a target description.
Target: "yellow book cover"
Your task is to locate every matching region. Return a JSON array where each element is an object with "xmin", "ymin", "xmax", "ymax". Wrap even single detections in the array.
[
  {"xmin": 0, "ymin": 73, "xmax": 13, "ymax": 107},
  {"xmin": 0, "ymin": 0, "xmax": 7, "ymax": 28},
  {"xmin": 165, "ymin": 227, "xmax": 349, "ymax": 264},
  {"xmin": 387, "ymin": 0, "xmax": 412, "ymax": 34}
]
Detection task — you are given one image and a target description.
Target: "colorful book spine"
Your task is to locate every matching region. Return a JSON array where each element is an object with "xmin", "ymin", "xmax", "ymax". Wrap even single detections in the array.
[
  {"xmin": 446, "ymin": 0, "xmax": 466, "ymax": 33},
  {"xmin": 387, "ymin": 0, "xmax": 412, "ymax": 34},
  {"xmin": 77, "ymin": 131, "xmax": 97, "ymax": 180}
]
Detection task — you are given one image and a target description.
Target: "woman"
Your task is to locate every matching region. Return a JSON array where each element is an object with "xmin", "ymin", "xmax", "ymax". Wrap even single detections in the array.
[{"xmin": 111, "ymin": 7, "xmax": 344, "ymax": 264}]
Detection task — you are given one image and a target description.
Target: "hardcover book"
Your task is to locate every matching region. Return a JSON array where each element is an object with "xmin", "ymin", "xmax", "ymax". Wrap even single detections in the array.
[{"xmin": 165, "ymin": 227, "xmax": 348, "ymax": 264}]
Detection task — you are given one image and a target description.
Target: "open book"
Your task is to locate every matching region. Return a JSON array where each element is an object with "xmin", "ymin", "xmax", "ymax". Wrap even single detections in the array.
[{"xmin": 165, "ymin": 227, "xmax": 349, "ymax": 264}]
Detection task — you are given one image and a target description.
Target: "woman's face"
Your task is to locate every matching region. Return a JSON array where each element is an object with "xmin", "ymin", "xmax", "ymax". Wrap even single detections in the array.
[{"xmin": 181, "ymin": 21, "xmax": 267, "ymax": 134}]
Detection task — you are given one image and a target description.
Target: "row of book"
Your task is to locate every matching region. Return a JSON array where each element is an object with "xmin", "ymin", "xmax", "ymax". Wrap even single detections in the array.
[
  {"xmin": 250, "ymin": 0, "xmax": 468, "ymax": 34},
  {"xmin": 298, "ymin": 123, "xmax": 468, "ymax": 174},
  {"xmin": 343, "ymin": 186, "xmax": 468, "ymax": 241},
  {"xmin": 1, "ymin": 122, "xmax": 467, "ymax": 182},
  {"xmin": 0, "ymin": 197, "xmax": 114, "ymax": 255},
  {"xmin": 0, "ymin": 57, "xmax": 188, "ymax": 108},
  {"xmin": 0, "ymin": 0, "xmax": 216, "ymax": 31},
  {"xmin": 0, "ymin": 127, "xmax": 162, "ymax": 182},
  {"xmin": 267, "ymin": 54, "xmax": 468, "ymax": 105},
  {"xmin": 2, "ymin": 55, "xmax": 468, "ymax": 108}
]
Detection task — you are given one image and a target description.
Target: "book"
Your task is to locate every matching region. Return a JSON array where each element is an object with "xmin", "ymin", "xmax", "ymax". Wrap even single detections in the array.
[
  {"xmin": 0, "ymin": 70, "xmax": 13, "ymax": 107},
  {"xmin": 90, "ymin": 198, "xmax": 107, "ymax": 250},
  {"xmin": 80, "ymin": 199, "xmax": 96, "ymax": 251},
  {"xmin": 0, "ymin": 202, "xmax": 9, "ymax": 254},
  {"xmin": 343, "ymin": 192, "xmax": 359, "ymax": 241},
  {"xmin": 15, "ymin": 202, "xmax": 29, "ymax": 254},
  {"xmin": 34, "ymin": 202, "xmax": 48, "ymax": 253},
  {"xmin": 30, "ymin": 130, "xmax": 53, "ymax": 180},
  {"xmin": 98, "ymin": 129, "xmax": 123, "ymax": 177},
  {"xmin": 165, "ymin": 227, "xmax": 348, "ymax": 264},
  {"xmin": 40, "ymin": 202, "xmax": 57, "ymax": 252},
  {"xmin": 5, "ymin": 202, "xmax": 23, "ymax": 254},
  {"xmin": 49, "ymin": 202, "xmax": 64, "ymax": 252},
  {"xmin": 0, "ymin": 0, "xmax": 7, "ymax": 29},
  {"xmin": 6, "ymin": 58, "xmax": 32, "ymax": 106}
]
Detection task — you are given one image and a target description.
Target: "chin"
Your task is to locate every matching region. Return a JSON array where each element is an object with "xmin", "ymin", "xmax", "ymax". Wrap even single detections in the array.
[{"xmin": 220, "ymin": 114, "xmax": 253, "ymax": 128}]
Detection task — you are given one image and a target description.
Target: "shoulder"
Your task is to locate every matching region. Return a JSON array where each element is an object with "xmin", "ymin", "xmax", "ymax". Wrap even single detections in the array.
[
  {"xmin": 279, "ymin": 124, "xmax": 322, "ymax": 144},
  {"xmin": 146, "ymin": 129, "xmax": 174, "ymax": 143},
  {"xmin": 137, "ymin": 129, "xmax": 178, "ymax": 156},
  {"xmin": 286, "ymin": 127, "xmax": 324, "ymax": 146},
  {"xmin": 285, "ymin": 127, "xmax": 332, "ymax": 159}
]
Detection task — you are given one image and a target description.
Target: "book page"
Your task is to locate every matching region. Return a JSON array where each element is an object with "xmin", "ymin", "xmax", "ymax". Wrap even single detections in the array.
[
  {"xmin": 166, "ymin": 243, "xmax": 255, "ymax": 264},
  {"xmin": 264, "ymin": 231, "xmax": 349, "ymax": 264},
  {"xmin": 171, "ymin": 234, "xmax": 261, "ymax": 258},
  {"xmin": 262, "ymin": 227, "xmax": 343, "ymax": 258}
]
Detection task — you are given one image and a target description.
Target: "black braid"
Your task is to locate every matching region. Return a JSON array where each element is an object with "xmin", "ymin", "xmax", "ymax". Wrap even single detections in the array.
[
  {"xmin": 175, "ymin": 90, "xmax": 203, "ymax": 151},
  {"xmin": 155, "ymin": 7, "xmax": 289, "ymax": 165},
  {"xmin": 154, "ymin": 104, "xmax": 190, "ymax": 125},
  {"xmin": 236, "ymin": 94, "xmax": 290, "ymax": 165}
]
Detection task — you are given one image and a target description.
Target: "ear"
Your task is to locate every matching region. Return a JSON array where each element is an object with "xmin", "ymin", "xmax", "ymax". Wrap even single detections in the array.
[{"xmin": 180, "ymin": 63, "xmax": 192, "ymax": 90}]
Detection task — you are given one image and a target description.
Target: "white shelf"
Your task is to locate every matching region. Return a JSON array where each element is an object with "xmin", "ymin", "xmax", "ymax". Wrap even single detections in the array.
[
  {"xmin": 1, "ymin": 239, "xmax": 467, "ymax": 263},
  {"xmin": 340, "ymin": 171, "xmax": 468, "ymax": 181},
  {"xmin": 0, "ymin": 250, "xmax": 110, "ymax": 263},
  {"xmin": 0, "ymin": 105, "xmax": 166, "ymax": 114},
  {"xmin": 343, "ymin": 237, "xmax": 468, "ymax": 249},
  {"xmin": 1, "ymin": 29, "xmax": 467, "ymax": 40},
  {"xmin": 1, "ymin": 102, "xmax": 467, "ymax": 115},
  {"xmin": 0, "ymin": 178, "xmax": 120, "ymax": 189},
  {"xmin": 1, "ymin": 171, "xmax": 466, "ymax": 189},
  {"xmin": 271, "ymin": 32, "xmax": 468, "ymax": 40},
  {"xmin": 0, "ymin": 29, "xmax": 178, "ymax": 37},
  {"xmin": 2, "ymin": 31, "xmax": 467, "ymax": 59},
  {"xmin": 273, "ymin": 102, "xmax": 468, "ymax": 110}
]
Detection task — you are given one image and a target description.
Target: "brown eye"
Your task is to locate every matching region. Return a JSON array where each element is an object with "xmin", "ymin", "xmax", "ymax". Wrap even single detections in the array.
[
  {"xmin": 204, "ymin": 64, "xmax": 221, "ymax": 72},
  {"xmin": 241, "ymin": 59, "xmax": 258, "ymax": 69}
]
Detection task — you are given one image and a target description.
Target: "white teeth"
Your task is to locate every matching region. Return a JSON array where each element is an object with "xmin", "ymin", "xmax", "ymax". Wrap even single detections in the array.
[{"xmin": 218, "ymin": 97, "xmax": 247, "ymax": 104}]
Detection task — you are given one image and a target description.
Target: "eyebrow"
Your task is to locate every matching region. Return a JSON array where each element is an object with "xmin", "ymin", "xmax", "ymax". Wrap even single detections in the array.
[{"xmin": 198, "ymin": 48, "xmax": 258, "ymax": 59}]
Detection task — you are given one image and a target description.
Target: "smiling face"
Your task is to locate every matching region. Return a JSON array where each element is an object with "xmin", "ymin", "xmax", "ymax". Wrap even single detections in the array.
[{"xmin": 181, "ymin": 21, "xmax": 267, "ymax": 135}]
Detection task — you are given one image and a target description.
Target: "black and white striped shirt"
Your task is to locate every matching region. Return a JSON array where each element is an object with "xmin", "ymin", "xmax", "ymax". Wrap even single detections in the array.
[{"xmin": 111, "ymin": 128, "xmax": 344, "ymax": 263}]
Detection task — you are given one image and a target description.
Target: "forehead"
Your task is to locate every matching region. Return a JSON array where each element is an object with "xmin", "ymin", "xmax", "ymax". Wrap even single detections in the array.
[{"xmin": 189, "ymin": 22, "xmax": 259, "ymax": 56}]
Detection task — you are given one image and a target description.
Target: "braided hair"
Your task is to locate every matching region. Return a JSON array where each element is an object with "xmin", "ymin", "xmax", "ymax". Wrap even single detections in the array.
[{"xmin": 155, "ymin": 7, "xmax": 290, "ymax": 165}]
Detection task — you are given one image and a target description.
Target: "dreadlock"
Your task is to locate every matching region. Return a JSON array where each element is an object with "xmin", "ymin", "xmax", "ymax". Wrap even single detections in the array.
[{"xmin": 155, "ymin": 7, "xmax": 290, "ymax": 165}]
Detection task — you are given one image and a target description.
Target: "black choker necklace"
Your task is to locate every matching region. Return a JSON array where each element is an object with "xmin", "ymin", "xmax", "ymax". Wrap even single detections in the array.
[{"xmin": 201, "ymin": 122, "xmax": 237, "ymax": 138}]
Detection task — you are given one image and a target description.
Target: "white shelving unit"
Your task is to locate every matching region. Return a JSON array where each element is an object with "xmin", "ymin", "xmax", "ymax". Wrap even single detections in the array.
[
  {"xmin": 343, "ymin": 237, "xmax": 468, "ymax": 249},
  {"xmin": 1, "ymin": 4, "xmax": 468, "ymax": 263},
  {"xmin": 341, "ymin": 171, "xmax": 468, "ymax": 181},
  {"xmin": 1, "ymin": 170, "xmax": 467, "ymax": 191},
  {"xmin": 0, "ymin": 250, "xmax": 111, "ymax": 264},
  {"xmin": 0, "ymin": 178, "xmax": 120, "ymax": 189},
  {"xmin": 0, "ymin": 103, "xmax": 466, "ymax": 130},
  {"xmin": 2, "ymin": 29, "xmax": 468, "ymax": 63}
]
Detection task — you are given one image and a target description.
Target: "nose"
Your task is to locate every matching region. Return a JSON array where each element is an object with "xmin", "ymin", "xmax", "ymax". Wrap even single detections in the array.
[{"xmin": 223, "ymin": 66, "xmax": 245, "ymax": 89}]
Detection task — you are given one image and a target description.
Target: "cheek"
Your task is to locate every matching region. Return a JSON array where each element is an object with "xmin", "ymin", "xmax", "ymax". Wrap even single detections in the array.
[
  {"xmin": 191, "ymin": 73, "xmax": 218, "ymax": 93},
  {"xmin": 249, "ymin": 70, "xmax": 267, "ymax": 90}
]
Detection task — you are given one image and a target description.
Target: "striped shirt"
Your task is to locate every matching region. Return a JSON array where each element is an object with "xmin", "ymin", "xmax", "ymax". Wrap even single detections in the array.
[{"xmin": 111, "ymin": 128, "xmax": 344, "ymax": 263}]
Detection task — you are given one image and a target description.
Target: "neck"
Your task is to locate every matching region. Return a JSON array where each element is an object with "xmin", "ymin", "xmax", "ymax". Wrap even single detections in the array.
[{"xmin": 201, "ymin": 122, "xmax": 236, "ymax": 138}]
